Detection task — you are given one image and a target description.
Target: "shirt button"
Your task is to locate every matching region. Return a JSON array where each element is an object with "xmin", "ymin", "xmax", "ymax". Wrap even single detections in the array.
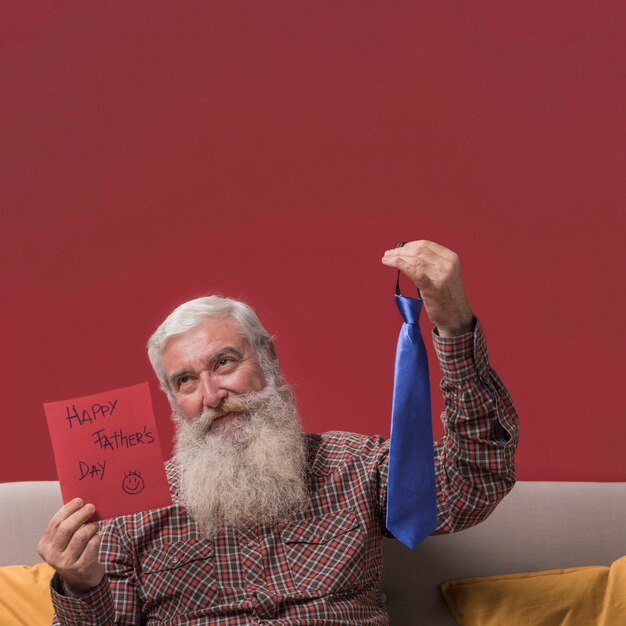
[{"xmin": 170, "ymin": 556, "xmax": 179, "ymax": 564}]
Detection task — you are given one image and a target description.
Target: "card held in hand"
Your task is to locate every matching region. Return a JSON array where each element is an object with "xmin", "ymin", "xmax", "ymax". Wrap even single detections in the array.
[{"xmin": 44, "ymin": 382, "xmax": 172, "ymax": 521}]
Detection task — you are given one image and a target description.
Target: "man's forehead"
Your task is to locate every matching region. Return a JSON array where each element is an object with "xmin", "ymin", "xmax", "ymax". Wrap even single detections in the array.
[{"xmin": 162, "ymin": 317, "xmax": 250, "ymax": 364}]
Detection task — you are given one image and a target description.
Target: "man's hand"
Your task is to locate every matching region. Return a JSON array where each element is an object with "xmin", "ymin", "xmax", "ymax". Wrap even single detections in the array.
[
  {"xmin": 37, "ymin": 498, "xmax": 105, "ymax": 596},
  {"xmin": 382, "ymin": 240, "xmax": 474, "ymax": 337}
]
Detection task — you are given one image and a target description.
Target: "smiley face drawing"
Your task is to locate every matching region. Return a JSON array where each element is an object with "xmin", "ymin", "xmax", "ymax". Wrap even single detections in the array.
[{"xmin": 122, "ymin": 470, "xmax": 145, "ymax": 495}]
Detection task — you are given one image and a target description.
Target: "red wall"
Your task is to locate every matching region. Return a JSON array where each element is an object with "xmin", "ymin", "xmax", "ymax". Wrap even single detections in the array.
[{"xmin": 2, "ymin": 1, "xmax": 624, "ymax": 483}]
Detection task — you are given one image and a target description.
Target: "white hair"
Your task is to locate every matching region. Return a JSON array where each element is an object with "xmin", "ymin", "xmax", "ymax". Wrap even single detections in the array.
[{"xmin": 147, "ymin": 295, "xmax": 280, "ymax": 403}]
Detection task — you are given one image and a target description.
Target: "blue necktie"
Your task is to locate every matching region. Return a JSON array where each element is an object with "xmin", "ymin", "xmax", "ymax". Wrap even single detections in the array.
[{"xmin": 386, "ymin": 247, "xmax": 438, "ymax": 549}]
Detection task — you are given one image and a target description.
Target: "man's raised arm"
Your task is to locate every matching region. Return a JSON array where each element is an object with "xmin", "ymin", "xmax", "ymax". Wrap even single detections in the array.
[{"xmin": 382, "ymin": 240, "xmax": 519, "ymax": 532}]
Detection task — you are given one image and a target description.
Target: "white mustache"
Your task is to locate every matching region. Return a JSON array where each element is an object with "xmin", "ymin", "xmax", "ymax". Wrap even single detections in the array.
[{"xmin": 197, "ymin": 392, "xmax": 266, "ymax": 428}]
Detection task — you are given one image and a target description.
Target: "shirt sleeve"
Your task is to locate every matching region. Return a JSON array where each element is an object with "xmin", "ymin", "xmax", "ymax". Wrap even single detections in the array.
[
  {"xmin": 431, "ymin": 318, "xmax": 519, "ymax": 533},
  {"xmin": 50, "ymin": 573, "xmax": 115, "ymax": 625},
  {"xmin": 50, "ymin": 517, "xmax": 140, "ymax": 625}
]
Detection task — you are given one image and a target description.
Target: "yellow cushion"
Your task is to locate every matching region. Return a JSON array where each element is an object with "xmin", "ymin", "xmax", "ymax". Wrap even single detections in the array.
[
  {"xmin": 441, "ymin": 556, "xmax": 626, "ymax": 626},
  {"xmin": 0, "ymin": 562, "xmax": 55, "ymax": 626}
]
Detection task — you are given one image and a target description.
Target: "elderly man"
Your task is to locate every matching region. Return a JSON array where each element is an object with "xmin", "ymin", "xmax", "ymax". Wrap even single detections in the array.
[{"xmin": 39, "ymin": 240, "xmax": 519, "ymax": 625}]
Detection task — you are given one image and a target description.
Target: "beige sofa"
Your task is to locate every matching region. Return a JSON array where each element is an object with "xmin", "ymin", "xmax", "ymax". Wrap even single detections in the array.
[{"xmin": 1, "ymin": 480, "xmax": 625, "ymax": 625}]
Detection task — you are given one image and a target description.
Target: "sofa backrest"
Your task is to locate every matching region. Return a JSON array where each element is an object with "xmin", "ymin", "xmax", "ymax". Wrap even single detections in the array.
[
  {"xmin": 2, "ymin": 481, "xmax": 626, "ymax": 626},
  {"xmin": 381, "ymin": 481, "xmax": 626, "ymax": 625},
  {"xmin": 0, "ymin": 481, "xmax": 63, "ymax": 567}
]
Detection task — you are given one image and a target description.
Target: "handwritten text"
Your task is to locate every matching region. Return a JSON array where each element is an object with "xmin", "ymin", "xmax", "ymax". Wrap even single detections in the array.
[
  {"xmin": 78, "ymin": 460, "xmax": 107, "ymax": 481},
  {"xmin": 91, "ymin": 426, "xmax": 155, "ymax": 451},
  {"xmin": 65, "ymin": 400, "xmax": 118, "ymax": 429}
]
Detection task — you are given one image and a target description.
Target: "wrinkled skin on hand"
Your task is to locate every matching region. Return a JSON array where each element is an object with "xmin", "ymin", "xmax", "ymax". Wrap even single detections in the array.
[
  {"xmin": 382, "ymin": 240, "xmax": 474, "ymax": 337},
  {"xmin": 37, "ymin": 498, "xmax": 105, "ymax": 596}
]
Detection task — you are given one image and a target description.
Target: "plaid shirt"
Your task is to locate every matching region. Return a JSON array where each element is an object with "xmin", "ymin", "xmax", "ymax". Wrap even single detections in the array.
[{"xmin": 51, "ymin": 320, "xmax": 518, "ymax": 625}]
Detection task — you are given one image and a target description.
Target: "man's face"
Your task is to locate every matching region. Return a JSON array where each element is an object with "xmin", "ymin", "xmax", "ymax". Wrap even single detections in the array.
[{"xmin": 160, "ymin": 317, "xmax": 266, "ymax": 426}]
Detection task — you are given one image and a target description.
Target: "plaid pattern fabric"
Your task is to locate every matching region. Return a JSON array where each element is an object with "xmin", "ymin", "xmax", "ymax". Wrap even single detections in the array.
[{"xmin": 51, "ymin": 320, "xmax": 518, "ymax": 625}]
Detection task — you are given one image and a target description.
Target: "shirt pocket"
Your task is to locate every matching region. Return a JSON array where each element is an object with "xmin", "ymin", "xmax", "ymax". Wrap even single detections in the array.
[
  {"xmin": 281, "ymin": 508, "xmax": 364, "ymax": 594},
  {"xmin": 139, "ymin": 539, "xmax": 221, "ymax": 620}
]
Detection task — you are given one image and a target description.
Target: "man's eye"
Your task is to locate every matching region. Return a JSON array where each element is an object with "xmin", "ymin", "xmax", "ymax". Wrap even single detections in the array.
[
  {"xmin": 216, "ymin": 358, "xmax": 231, "ymax": 368},
  {"xmin": 178, "ymin": 376, "xmax": 191, "ymax": 387}
]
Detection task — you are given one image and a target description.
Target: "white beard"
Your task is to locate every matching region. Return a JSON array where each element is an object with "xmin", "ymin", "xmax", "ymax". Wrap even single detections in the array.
[{"xmin": 173, "ymin": 383, "xmax": 308, "ymax": 538}]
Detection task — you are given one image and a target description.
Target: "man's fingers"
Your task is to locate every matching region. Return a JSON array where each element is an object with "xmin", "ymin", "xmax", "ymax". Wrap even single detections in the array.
[
  {"xmin": 51, "ymin": 504, "xmax": 97, "ymax": 552},
  {"xmin": 382, "ymin": 249, "xmax": 439, "ymax": 271},
  {"xmin": 64, "ymin": 522, "xmax": 100, "ymax": 559},
  {"xmin": 44, "ymin": 498, "xmax": 84, "ymax": 536},
  {"xmin": 382, "ymin": 254, "xmax": 434, "ymax": 289},
  {"xmin": 38, "ymin": 498, "xmax": 84, "ymax": 557},
  {"xmin": 383, "ymin": 242, "xmax": 461, "ymax": 286},
  {"xmin": 37, "ymin": 499, "xmax": 105, "ymax": 594},
  {"xmin": 72, "ymin": 530, "xmax": 101, "ymax": 570},
  {"xmin": 383, "ymin": 243, "xmax": 448, "ymax": 272},
  {"xmin": 383, "ymin": 240, "xmax": 452, "ymax": 262},
  {"xmin": 38, "ymin": 500, "xmax": 97, "ymax": 561},
  {"xmin": 382, "ymin": 249, "xmax": 452, "ymax": 289}
]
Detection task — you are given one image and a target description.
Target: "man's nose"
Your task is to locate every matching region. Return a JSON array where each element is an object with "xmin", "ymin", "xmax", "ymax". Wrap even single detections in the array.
[{"xmin": 199, "ymin": 373, "xmax": 228, "ymax": 408}]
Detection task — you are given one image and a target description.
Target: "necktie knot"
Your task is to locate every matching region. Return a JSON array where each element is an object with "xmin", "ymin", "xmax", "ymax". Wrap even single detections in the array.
[{"xmin": 395, "ymin": 293, "xmax": 423, "ymax": 326}]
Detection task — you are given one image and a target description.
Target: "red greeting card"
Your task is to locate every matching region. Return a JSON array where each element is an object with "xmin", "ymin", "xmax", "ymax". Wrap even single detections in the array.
[{"xmin": 44, "ymin": 383, "xmax": 172, "ymax": 521}]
